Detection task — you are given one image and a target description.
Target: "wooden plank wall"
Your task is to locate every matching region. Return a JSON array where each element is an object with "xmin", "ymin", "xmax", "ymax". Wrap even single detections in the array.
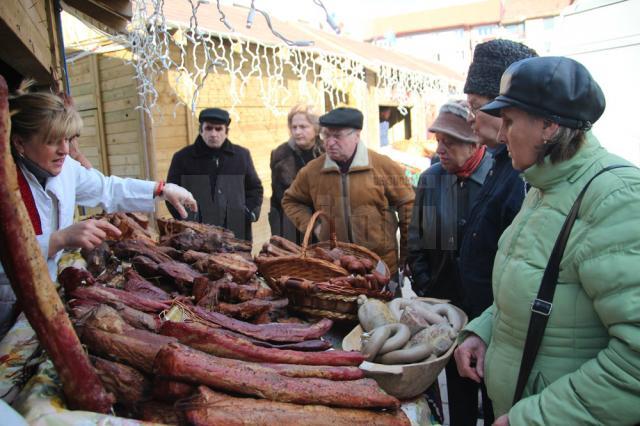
[
  {"xmin": 98, "ymin": 51, "xmax": 144, "ymax": 178},
  {"xmin": 68, "ymin": 55, "xmax": 105, "ymax": 173},
  {"xmin": 69, "ymin": 50, "xmax": 143, "ymax": 179}
]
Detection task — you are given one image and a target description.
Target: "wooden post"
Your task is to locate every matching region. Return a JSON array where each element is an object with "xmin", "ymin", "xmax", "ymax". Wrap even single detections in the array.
[
  {"xmin": 44, "ymin": 0, "xmax": 65, "ymax": 91},
  {"xmin": 89, "ymin": 54, "xmax": 110, "ymax": 173},
  {"xmin": 139, "ymin": 104, "xmax": 156, "ymax": 180}
]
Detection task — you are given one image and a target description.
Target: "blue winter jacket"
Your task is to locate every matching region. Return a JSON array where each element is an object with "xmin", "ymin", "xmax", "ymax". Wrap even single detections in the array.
[
  {"xmin": 457, "ymin": 144, "xmax": 526, "ymax": 318},
  {"xmin": 408, "ymin": 152, "xmax": 493, "ymax": 302}
]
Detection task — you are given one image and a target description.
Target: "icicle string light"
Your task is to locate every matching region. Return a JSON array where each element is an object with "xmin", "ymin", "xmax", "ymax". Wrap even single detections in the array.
[{"xmin": 120, "ymin": 0, "xmax": 456, "ymax": 120}]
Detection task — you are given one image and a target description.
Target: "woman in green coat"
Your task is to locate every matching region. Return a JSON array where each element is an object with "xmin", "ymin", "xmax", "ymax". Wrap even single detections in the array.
[{"xmin": 454, "ymin": 56, "xmax": 640, "ymax": 425}]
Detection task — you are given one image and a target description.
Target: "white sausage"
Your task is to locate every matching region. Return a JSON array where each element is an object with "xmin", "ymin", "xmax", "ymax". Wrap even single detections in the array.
[
  {"xmin": 378, "ymin": 323, "xmax": 411, "ymax": 355},
  {"xmin": 430, "ymin": 303, "xmax": 463, "ymax": 331},
  {"xmin": 409, "ymin": 301, "xmax": 447, "ymax": 325},
  {"xmin": 376, "ymin": 342, "xmax": 434, "ymax": 364}
]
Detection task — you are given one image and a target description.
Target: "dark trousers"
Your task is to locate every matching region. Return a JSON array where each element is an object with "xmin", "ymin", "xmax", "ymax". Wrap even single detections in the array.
[{"xmin": 445, "ymin": 358, "xmax": 494, "ymax": 426}]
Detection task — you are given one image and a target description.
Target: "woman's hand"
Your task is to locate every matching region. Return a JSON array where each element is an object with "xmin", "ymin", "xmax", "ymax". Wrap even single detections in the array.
[
  {"xmin": 160, "ymin": 183, "xmax": 198, "ymax": 219},
  {"xmin": 49, "ymin": 219, "xmax": 121, "ymax": 257},
  {"xmin": 493, "ymin": 414, "xmax": 509, "ymax": 426},
  {"xmin": 454, "ymin": 334, "xmax": 487, "ymax": 383}
]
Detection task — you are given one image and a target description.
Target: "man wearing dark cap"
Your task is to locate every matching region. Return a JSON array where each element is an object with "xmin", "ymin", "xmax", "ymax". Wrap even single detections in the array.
[
  {"xmin": 281, "ymin": 107, "xmax": 414, "ymax": 274},
  {"xmin": 167, "ymin": 107, "xmax": 263, "ymax": 241},
  {"xmin": 455, "ymin": 56, "xmax": 640, "ymax": 425},
  {"xmin": 445, "ymin": 39, "xmax": 536, "ymax": 426}
]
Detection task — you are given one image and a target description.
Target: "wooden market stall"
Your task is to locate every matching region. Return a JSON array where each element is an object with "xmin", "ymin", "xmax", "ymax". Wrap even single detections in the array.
[{"xmin": 61, "ymin": 1, "xmax": 462, "ymax": 248}]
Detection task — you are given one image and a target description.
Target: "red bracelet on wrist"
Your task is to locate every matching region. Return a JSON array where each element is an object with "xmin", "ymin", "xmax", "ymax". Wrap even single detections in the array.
[{"xmin": 154, "ymin": 180, "xmax": 165, "ymax": 197}]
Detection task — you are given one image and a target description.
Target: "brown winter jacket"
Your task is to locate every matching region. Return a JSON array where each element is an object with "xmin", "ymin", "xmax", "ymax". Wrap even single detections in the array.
[{"xmin": 282, "ymin": 141, "xmax": 414, "ymax": 274}]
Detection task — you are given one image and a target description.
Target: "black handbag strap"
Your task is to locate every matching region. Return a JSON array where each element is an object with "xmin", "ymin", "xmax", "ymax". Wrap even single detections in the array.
[{"xmin": 512, "ymin": 164, "xmax": 632, "ymax": 405}]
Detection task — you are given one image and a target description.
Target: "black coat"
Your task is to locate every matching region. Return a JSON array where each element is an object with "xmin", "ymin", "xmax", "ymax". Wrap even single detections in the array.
[
  {"xmin": 166, "ymin": 136, "xmax": 263, "ymax": 241},
  {"xmin": 268, "ymin": 138, "xmax": 323, "ymax": 244},
  {"xmin": 457, "ymin": 144, "xmax": 526, "ymax": 318},
  {"xmin": 407, "ymin": 152, "xmax": 493, "ymax": 302}
]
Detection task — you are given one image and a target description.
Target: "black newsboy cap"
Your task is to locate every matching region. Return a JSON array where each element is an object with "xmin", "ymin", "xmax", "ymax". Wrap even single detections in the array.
[
  {"xmin": 199, "ymin": 108, "xmax": 231, "ymax": 125},
  {"xmin": 319, "ymin": 107, "xmax": 363, "ymax": 129},
  {"xmin": 480, "ymin": 56, "xmax": 605, "ymax": 130}
]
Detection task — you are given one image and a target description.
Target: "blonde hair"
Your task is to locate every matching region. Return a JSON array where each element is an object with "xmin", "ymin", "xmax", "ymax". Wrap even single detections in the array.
[
  {"xmin": 9, "ymin": 80, "xmax": 83, "ymax": 144},
  {"xmin": 287, "ymin": 104, "xmax": 320, "ymax": 133}
]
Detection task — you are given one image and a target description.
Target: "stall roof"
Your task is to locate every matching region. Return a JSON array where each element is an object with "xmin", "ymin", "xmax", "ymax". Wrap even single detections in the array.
[
  {"xmin": 0, "ymin": 0, "xmax": 133, "ymax": 87},
  {"xmin": 159, "ymin": 0, "xmax": 462, "ymax": 82},
  {"xmin": 62, "ymin": 0, "xmax": 132, "ymax": 35}
]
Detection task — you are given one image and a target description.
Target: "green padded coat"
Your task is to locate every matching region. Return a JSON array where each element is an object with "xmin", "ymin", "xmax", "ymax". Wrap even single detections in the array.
[{"xmin": 464, "ymin": 135, "xmax": 640, "ymax": 424}]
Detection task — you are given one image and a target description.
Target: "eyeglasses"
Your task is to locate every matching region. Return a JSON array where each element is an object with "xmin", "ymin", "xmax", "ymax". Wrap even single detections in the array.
[
  {"xmin": 319, "ymin": 129, "xmax": 355, "ymax": 142},
  {"xmin": 468, "ymin": 102, "xmax": 487, "ymax": 119}
]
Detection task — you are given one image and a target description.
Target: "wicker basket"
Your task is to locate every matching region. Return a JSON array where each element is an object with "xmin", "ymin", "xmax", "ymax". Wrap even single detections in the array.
[
  {"xmin": 258, "ymin": 211, "xmax": 393, "ymax": 321},
  {"xmin": 288, "ymin": 293, "xmax": 360, "ymax": 321},
  {"xmin": 342, "ymin": 298, "xmax": 468, "ymax": 399},
  {"xmin": 258, "ymin": 211, "xmax": 350, "ymax": 290},
  {"xmin": 285, "ymin": 284, "xmax": 394, "ymax": 322}
]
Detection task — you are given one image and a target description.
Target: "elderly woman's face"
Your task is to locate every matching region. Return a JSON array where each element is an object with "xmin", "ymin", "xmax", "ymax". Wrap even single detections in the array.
[
  {"xmin": 13, "ymin": 130, "xmax": 69, "ymax": 176},
  {"xmin": 435, "ymin": 134, "xmax": 477, "ymax": 173},
  {"xmin": 498, "ymin": 107, "xmax": 546, "ymax": 171},
  {"xmin": 290, "ymin": 113, "xmax": 317, "ymax": 150}
]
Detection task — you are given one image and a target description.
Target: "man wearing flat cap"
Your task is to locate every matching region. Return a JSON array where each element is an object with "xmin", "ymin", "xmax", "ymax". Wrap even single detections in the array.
[
  {"xmin": 444, "ymin": 39, "xmax": 537, "ymax": 426},
  {"xmin": 167, "ymin": 107, "xmax": 263, "ymax": 241},
  {"xmin": 282, "ymin": 107, "xmax": 414, "ymax": 275}
]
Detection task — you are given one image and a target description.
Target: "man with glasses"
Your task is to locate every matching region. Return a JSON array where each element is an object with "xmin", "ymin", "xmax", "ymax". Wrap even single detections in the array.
[
  {"xmin": 167, "ymin": 107, "xmax": 263, "ymax": 241},
  {"xmin": 282, "ymin": 107, "xmax": 414, "ymax": 275},
  {"xmin": 451, "ymin": 39, "xmax": 537, "ymax": 425}
]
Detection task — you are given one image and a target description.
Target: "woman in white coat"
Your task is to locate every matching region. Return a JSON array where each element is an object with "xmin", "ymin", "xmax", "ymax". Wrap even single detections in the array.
[{"xmin": 0, "ymin": 83, "xmax": 197, "ymax": 337}]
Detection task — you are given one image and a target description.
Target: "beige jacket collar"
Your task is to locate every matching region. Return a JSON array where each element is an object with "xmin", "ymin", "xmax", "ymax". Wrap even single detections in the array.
[{"xmin": 322, "ymin": 140, "xmax": 370, "ymax": 173}]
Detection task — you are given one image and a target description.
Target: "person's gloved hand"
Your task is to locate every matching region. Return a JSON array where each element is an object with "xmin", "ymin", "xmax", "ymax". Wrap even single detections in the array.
[{"xmin": 160, "ymin": 183, "xmax": 198, "ymax": 219}]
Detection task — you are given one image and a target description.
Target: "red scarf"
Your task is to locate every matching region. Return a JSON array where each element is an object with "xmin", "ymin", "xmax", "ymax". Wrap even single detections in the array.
[
  {"xmin": 455, "ymin": 145, "xmax": 486, "ymax": 179},
  {"xmin": 16, "ymin": 166, "xmax": 43, "ymax": 235}
]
